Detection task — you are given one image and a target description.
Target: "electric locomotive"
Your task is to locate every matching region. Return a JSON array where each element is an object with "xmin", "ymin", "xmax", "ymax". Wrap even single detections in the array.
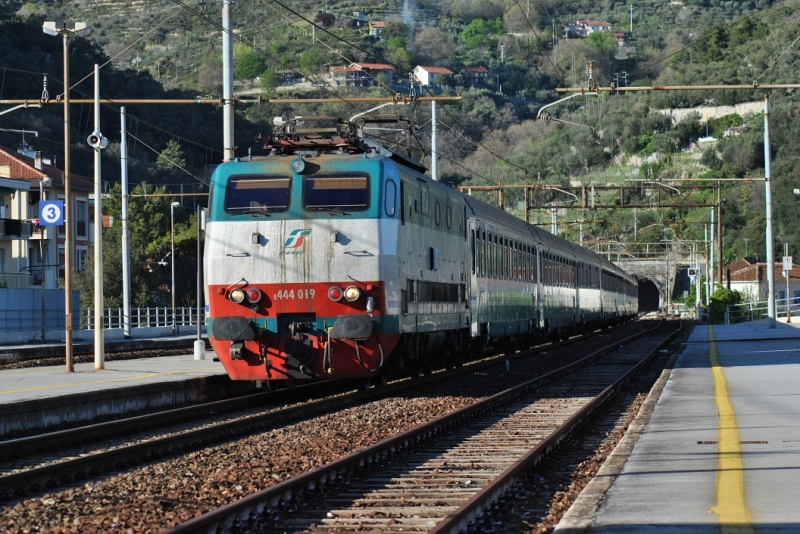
[{"xmin": 204, "ymin": 117, "xmax": 637, "ymax": 386}]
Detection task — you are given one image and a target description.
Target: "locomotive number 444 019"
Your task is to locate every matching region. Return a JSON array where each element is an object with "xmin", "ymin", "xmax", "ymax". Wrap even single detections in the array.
[{"xmin": 274, "ymin": 289, "xmax": 316, "ymax": 300}]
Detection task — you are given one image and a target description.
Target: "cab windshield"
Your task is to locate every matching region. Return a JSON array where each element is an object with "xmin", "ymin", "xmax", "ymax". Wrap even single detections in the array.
[
  {"xmin": 303, "ymin": 173, "xmax": 369, "ymax": 212},
  {"xmin": 225, "ymin": 175, "xmax": 290, "ymax": 214}
]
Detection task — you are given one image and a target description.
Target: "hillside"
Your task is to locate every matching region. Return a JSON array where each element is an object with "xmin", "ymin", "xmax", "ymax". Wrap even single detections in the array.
[{"xmin": 1, "ymin": 0, "xmax": 800, "ymax": 292}]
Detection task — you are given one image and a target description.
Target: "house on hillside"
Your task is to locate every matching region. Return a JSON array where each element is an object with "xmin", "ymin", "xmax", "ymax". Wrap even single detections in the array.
[
  {"xmin": 413, "ymin": 66, "xmax": 454, "ymax": 87},
  {"xmin": 329, "ymin": 63, "xmax": 394, "ymax": 87},
  {"xmin": 564, "ymin": 19, "xmax": 612, "ymax": 37},
  {"xmin": 462, "ymin": 66, "xmax": 489, "ymax": 87},
  {"xmin": 369, "ymin": 21, "xmax": 385, "ymax": 39},
  {"xmin": 0, "ymin": 145, "xmax": 97, "ymax": 289}
]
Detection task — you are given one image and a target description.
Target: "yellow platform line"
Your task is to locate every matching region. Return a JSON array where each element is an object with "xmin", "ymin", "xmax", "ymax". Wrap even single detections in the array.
[{"xmin": 708, "ymin": 325, "xmax": 753, "ymax": 533}]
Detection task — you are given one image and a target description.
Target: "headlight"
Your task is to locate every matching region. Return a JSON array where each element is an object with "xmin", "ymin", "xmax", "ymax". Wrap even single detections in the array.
[
  {"xmin": 290, "ymin": 157, "xmax": 306, "ymax": 173},
  {"xmin": 344, "ymin": 286, "xmax": 361, "ymax": 302},
  {"xmin": 229, "ymin": 288, "xmax": 245, "ymax": 304}
]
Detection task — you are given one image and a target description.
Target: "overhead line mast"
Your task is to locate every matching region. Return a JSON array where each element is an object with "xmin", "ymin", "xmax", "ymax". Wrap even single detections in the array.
[
  {"xmin": 553, "ymin": 81, "xmax": 780, "ymax": 327},
  {"xmin": 0, "ymin": 96, "xmax": 461, "ymax": 106},
  {"xmin": 556, "ymin": 83, "xmax": 800, "ymax": 93}
]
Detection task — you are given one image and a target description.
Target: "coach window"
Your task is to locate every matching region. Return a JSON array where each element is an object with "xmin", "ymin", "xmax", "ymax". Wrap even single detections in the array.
[
  {"xmin": 485, "ymin": 233, "xmax": 491, "ymax": 278},
  {"xmin": 418, "ymin": 179, "xmax": 430, "ymax": 215},
  {"xmin": 479, "ymin": 230, "xmax": 486, "ymax": 276},
  {"xmin": 434, "ymin": 202, "xmax": 441, "ymax": 225},
  {"xmin": 384, "ymin": 180, "xmax": 397, "ymax": 217},
  {"xmin": 512, "ymin": 241, "xmax": 517, "ymax": 280},
  {"xmin": 524, "ymin": 245, "xmax": 529, "ymax": 281},
  {"xmin": 226, "ymin": 175, "xmax": 290, "ymax": 214},
  {"xmin": 446, "ymin": 206, "xmax": 452, "ymax": 229},
  {"xmin": 501, "ymin": 237, "xmax": 507, "ymax": 279},
  {"xmin": 471, "ymin": 230, "xmax": 476, "ymax": 274},
  {"xmin": 500, "ymin": 236, "xmax": 504, "ymax": 278},
  {"xmin": 492, "ymin": 233, "xmax": 498, "ymax": 278}
]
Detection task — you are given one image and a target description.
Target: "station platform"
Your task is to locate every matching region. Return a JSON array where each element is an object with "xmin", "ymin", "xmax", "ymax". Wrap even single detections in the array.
[
  {"xmin": 0, "ymin": 345, "xmax": 255, "ymax": 439},
  {"xmin": 556, "ymin": 318, "xmax": 800, "ymax": 533}
]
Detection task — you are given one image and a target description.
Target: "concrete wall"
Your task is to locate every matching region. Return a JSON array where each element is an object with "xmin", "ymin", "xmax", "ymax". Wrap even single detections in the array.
[{"xmin": 0, "ymin": 288, "xmax": 78, "ymax": 339}]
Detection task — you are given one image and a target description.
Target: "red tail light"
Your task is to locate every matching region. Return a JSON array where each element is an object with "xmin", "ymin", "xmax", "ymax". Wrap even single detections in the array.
[
  {"xmin": 246, "ymin": 288, "xmax": 262, "ymax": 303},
  {"xmin": 328, "ymin": 286, "xmax": 343, "ymax": 301}
]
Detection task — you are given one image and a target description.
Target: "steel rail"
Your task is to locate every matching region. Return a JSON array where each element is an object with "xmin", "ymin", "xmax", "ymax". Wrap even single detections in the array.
[
  {"xmin": 0, "ymin": 326, "xmax": 601, "ymax": 499},
  {"xmin": 0, "ymin": 382, "xmax": 360, "ymax": 499},
  {"xmin": 0, "ymin": 391, "xmax": 276, "ymax": 461},
  {"xmin": 429, "ymin": 321, "xmax": 682, "ymax": 533},
  {"xmin": 0, "ymin": 326, "xmax": 591, "ymax": 462},
  {"xmin": 163, "ymin": 320, "xmax": 672, "ymax": 534}
]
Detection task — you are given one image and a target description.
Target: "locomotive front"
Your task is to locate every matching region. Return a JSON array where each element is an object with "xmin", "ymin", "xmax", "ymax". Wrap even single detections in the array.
[{"xmin": 205, "ymin": 152, "xmax": 401, "ymax": 384}]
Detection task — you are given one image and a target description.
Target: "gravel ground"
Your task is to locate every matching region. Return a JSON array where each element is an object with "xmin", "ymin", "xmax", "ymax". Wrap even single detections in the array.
[{"xmin": 0, "ymin": 321, "xmax": 662, "ymax": 534}]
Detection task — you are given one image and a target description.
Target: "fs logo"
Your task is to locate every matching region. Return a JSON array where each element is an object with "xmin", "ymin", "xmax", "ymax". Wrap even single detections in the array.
[{"xmin": 284, "ymin": 229, "xmax": 312, "ymax": 250}]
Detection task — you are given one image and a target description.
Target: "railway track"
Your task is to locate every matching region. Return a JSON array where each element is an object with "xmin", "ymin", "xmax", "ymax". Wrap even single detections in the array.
[
  {"xmin": 0, "ymin": 322, "xmax": 639, "ymax": 502},
  {"xmin": 165, "ymin": 320, "xmax": 681, "ymax": 533}
]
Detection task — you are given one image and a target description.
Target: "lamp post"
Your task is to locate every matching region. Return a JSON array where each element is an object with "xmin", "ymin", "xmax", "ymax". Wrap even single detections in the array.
[
  {"xmin": 43, "ymin": 20, "xmax": 89, "ymax": 373},
  {"xmin": 171, "ymin": 201, "xmax": 180, "ymax": 335},
  {"xmin": 194, "ymin": 205, "xmax": 205, "ymax": 360},
  {"xmin": 39, "ymin": 176, "xmax": 52, "ymax": 342}
]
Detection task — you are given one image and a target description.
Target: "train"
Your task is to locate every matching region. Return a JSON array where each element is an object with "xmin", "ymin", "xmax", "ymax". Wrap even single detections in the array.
[{"xmin": 203, "ymin": 117, "xmax": 638, "ymax": 386}]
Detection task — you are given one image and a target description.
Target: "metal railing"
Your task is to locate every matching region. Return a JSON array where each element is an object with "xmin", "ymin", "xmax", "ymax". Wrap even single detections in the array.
[
  {"xmin": 725, "ymin": 296, "xmax": 800, "ymax": 324},
  {"xmin": 79, "ymin": 306, "xmax": 205, "ymax": 330}
]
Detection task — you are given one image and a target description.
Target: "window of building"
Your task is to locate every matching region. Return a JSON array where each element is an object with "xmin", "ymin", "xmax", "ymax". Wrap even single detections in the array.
[
  {"xmin": 76, "ymin": 199, "xmax": 88, "ymax": 238},
  {"xmin": 77, "ymin": 247, "xmax": 88, "ymax": 272}
]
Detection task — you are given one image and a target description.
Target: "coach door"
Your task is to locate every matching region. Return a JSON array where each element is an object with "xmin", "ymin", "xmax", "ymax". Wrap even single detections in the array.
[{"xmin": 468, "ymin": 219, "xmax": 484, "ymax": 337}]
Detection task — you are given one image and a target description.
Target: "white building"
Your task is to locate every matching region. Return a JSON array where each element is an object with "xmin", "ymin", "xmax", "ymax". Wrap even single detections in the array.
[{"xmin": 412, "ymin": 66, "xmax": 454, "ymax": 87}]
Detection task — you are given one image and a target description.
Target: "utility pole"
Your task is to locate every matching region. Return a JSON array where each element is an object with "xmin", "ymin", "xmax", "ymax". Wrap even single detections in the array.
[
  {"xmin": 222, "ymin": 0, "xmax": 235, "ymax": 161},
  {"xmin": 43, "ymin": 20, "xmax": 90, "ymax": 373},
  {"xmin": 765, "ymin": 96, "xmax": 776, "ymax": 328},
  {"xmin": 121, "ymin": 107, "xmax": 131, "ymax": 338},
  {"xmin": 91, "ymin": 64, "xmax": 107, "ymax": 370},
  {"xmin": 629, "ymin": 4, "xmax": 634, "ymax": 33}
]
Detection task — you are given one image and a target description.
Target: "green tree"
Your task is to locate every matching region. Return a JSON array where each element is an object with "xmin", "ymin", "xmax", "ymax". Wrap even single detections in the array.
[
  {"xmin": 585, "ymin": 32, "xmax": 618, "ymax": 58},
  {"xmin": 708, "ymin": 287, "xmax": 744, "ymax": 324},
  {"xmin": 155, "ymin": 140, "xmax": 187, "ymax": 174},
  {"xmin": 259, "ymin": 70, "xmax": 280, "ymax": 92},
  {"xmin": 235, "ymin": 52, "xmax": 267, "ymax": 80},
  {"xmin": 73, "ymin": 184, "xmax": 200, "ymax": 311},
  {"xmin": 461, "ymin": 18, "xmax": 502, "ymax": 49},
  {"xmin": 299, "ymin": 47, "xmax": 327, "ymax": 73}
]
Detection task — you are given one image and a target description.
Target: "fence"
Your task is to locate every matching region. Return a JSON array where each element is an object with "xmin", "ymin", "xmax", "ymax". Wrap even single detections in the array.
[
  {"xmin": 80, "ymin": 307, "xmax": 205, "ymax": 330},
  {"xmin": 725, "ymin": 296, "xmax": 800, "ymax": 324}
]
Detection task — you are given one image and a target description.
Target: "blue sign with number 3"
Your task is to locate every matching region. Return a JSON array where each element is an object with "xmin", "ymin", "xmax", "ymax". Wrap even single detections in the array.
[{"xmin": 39, "ymin": 200, "xmax": 64, "ymax": 226}]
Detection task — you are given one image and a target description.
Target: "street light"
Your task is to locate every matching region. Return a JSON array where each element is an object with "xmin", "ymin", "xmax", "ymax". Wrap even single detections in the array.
[
  {"xmin": 171, "ymin": 201, "xmax": 180, "ymax": 335},
  {"xmin": 39, "ymin": 176, "xmax": 52, "ymax": 342},
  {"xmin": 43, "ymin": 20, "xmax": 90, "ymax": 373}
]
